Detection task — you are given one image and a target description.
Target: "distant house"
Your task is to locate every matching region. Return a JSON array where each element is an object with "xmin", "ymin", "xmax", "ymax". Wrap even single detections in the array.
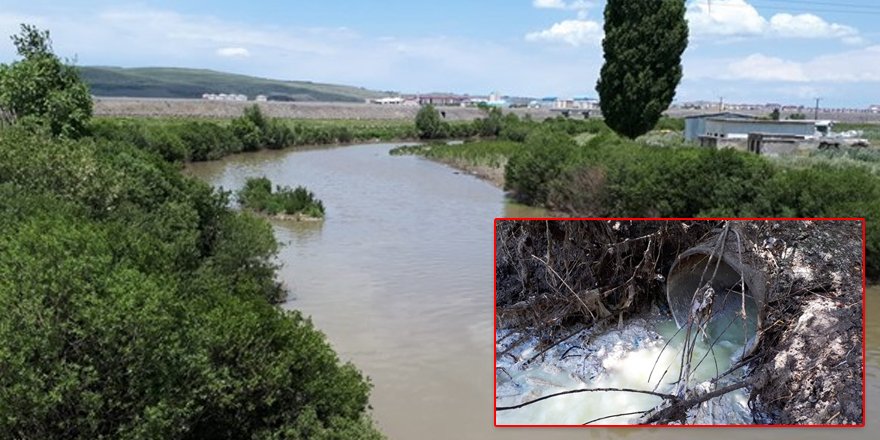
[
  {"xmin": 411, "ymin": 94, "xmax": 466, "ymax": 106},
  {"xmin": 255, "ymin": 95, "xmax": 268, "ymax": 102},
  {"xmin": 372, "ymin": 97, "xmax": 404, "ymax": 105},
  {"xmin": 202, "ymin": 93, "xmax": 248, "ymax": 101},
  {"xmin": 870, "ymin": 105, "xmax": 880, "ymax": 114},
  {"xmin": 684, "ymin": 112, "xmax": 754, "ymax": 141}
]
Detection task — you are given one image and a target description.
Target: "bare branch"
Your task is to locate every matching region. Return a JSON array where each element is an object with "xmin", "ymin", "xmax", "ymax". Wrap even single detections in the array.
[
  {"xmin": 641, "ymin": 380, "xmax": 750, "ymax": 424},
  {"xmin": 496, "ymin": 387, "xmax": 674, "ymax": 412},
  {"xmin": 583, "ymin": 409, "xmax": 652, "ymax": 425}
]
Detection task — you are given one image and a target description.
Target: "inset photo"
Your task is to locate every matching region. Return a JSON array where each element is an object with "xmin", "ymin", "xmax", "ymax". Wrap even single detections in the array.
[{"xmin": 495, "ymin": 219, "xmax": 865, "ymax": 426}]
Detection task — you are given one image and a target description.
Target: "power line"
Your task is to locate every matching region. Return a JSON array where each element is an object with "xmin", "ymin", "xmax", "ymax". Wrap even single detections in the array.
[
  {"xmin": 750, "ymin": 0, "xmax": 880, "ymax": 10},
  {"xmin": 705, "ymin": 1, "xmax": 880, "ymax": 16}
]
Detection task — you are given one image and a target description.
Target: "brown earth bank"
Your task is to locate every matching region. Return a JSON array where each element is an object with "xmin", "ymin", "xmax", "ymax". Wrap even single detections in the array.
[
  {"xmin": 92, "ymin": 98, "xmax": 557, "ymax": 120},
  {"xmin": 495, "ymin": 220, "xmax": 864, "ymax": 425}
]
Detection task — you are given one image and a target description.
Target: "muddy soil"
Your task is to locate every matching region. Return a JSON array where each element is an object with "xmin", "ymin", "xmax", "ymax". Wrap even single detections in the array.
[
  {"xmin": 745, "ymin": 220, "xmax": 864, "ymax": 424},
  {"xmin": 495, "ymin": 220, "xmax": 864, "ymax": 425}
]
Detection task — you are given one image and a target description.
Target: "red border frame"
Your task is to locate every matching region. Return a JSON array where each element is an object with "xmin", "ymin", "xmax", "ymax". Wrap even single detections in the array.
[{"xmin": 493, "ymin": 217, "xmax": 867, "ymax": 428}]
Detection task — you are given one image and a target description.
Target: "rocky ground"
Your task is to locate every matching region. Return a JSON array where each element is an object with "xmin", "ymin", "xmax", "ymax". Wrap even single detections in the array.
[{"xmin": 746, "ymin": 220, "xmax": 864, "ymax": 425}]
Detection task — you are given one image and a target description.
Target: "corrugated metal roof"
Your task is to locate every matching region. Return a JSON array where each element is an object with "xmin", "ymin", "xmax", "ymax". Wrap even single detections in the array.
[
  {"xmin": 707, "ymin": 118, "xmax": 813, "ymax": 125},
  {"xmin": 683, "ymin": 112, "xmax": 754, "ymax": 120}
]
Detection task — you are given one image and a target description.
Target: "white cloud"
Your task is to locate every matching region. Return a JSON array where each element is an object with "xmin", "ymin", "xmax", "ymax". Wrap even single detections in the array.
[
  {"xmin": 533, "ymin": 0, "xmax": 594, "ymax": 10},
  {"xmin": 727, "ymin": 54, "xmax": 808, "ymax": 82},
  {"xmin": 685, "ymin": 0, "xmax": 863, "ymax": 43},
  {"xmin": 693, "ymin": 46, "xmax": 880, "ymax": 84},
  {"xmin": 216, "ymin": 47, "xmax": 249, "ymax": 57},
  {"xmin": 769, "ymin": 13, "xmax": 859, "ymax": 41},
  {"xmin": 532, "ymin": 0, "xmax": 595, "ymax": 18},
  {"xmin": 686, "ymin": 0, "xmax": 766, "ymax": 37},
  {"xmin": 525, "ymin": 19, "xmax": 602, "ymax": 46},
  {"xmin": 533, "ymin": 0, "xmax": 567, "ymax": 9},
  {"xmin": 806, "ymin": 45, "xmax": 880, "ymax": 82}
]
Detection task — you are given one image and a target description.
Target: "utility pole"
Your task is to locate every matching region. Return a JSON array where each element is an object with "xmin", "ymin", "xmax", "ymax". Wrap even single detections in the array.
[{"xmin": 814, "ymin": 97, "xmax": 822, "ymax": 120}]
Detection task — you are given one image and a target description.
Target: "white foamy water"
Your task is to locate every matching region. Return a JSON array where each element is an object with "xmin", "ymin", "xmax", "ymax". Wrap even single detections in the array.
[{"xmin": 496, "ymin": 312, "xmax": 752, "ymax": 425}]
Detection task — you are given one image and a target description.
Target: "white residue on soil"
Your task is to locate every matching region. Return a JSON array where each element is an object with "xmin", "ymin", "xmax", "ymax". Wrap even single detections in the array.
[{"xmin": 496, "ymin": 310, "xmax": 753, "ymax": 425}]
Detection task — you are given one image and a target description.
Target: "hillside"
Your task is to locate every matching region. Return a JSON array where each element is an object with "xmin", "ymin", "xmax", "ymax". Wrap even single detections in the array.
[{"xmin": 79, "ymin": 66, "xmax": 389, "ymax": 102}]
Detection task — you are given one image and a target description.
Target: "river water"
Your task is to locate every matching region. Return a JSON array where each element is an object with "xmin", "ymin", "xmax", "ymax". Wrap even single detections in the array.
[{"xmin": 188, "ymin": 142, "xmax": 878, "ymax": 439}]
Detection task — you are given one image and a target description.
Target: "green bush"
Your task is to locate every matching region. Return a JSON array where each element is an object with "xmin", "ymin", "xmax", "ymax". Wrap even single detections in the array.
[
  {"xmin": 0, "ymin": 126, "xmax": 379, "ymax": 437},
  {"xmin": 175, "ymin": 121, "xmax": 242, "ymax": 161},
  {"xmin": 505, "ymin": 129, "xmax": 581, "ymax": 205},
  {"xmin": 237, "ymin": 176, "xmax": 325, "ymax": 218},
  {"xmin": 474, "ymin": 107, "xmax": 504, "ymax": 137},
  {"xmin": 0, "ymin": 25, "xmax": 93, "ymax": 138},
  {"xmin": 501, "ymin": 131, "xmax": 880, "ymax": 278},
  {"xmin": 653, "ymin": 116, "xmax": 685, "ymax": 131},
  {"xmin": 230, "ymin": 116, "xmax": 263, "ymax": 152},
  {"xmin": 416, "ymin": 104, "xmax": 445, "ymax": 139},
  {"xmin": 264, "ymin": 119, "xmax": 295, "ymax": 149}
]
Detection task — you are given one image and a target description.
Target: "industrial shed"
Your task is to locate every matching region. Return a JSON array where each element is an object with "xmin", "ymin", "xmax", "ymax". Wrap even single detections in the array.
[
  {"xmin": 704, "ymin": 118, "xmax": 818, "ymax": 139},
  {"xmin": 684, "ymin": 112, "xmax": 754, "ymax": 141}
]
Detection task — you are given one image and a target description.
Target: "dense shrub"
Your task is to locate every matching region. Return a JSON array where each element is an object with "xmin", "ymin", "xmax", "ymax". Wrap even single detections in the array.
[
  {"xmin": 237, "ymin": 176, "xmax": 326, "ymax": 218},
  {"xmin": 230, "ymin": 116, "xmax": 263, "ymax": 151},
  {"xmin": 89, "ymin": 118, "xmax": 242, "ymax": 162},
  {"xmin": 505, "ymin": 129, "xmax": 582, "ymax": 205},
  {"xmin": 653, "ymin": 116, "xmax": 685, "ymax": 131},
  {"xmin": 175, "ymin": 121, "xmax": 242, "ymax": 161},
  {"xmin": 503, "ymin": 131, "xmax": 880, "ymax": 278},
  {"xmin": 229, "ymin": 105, "xmax": 296, "ymax": 151},
  {"xmin": 0, "ymin": 25, "xmax": 92, "ymax": 138},
  {"xmin": 474, "ymin": 107, "xmax": 504, "ymax": 137},
  {"xmin": 0, "ymin": 127, "xmax": 379, "ymax": 438},
  {"xmin": 415, "ymin": 104, "xmax": 445, "ymax": 139}
]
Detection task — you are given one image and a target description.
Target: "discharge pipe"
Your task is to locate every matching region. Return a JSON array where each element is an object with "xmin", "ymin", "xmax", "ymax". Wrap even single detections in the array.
[{"xmin": 666, "ymin": 228, "xmax": 768, "ymax": 353}]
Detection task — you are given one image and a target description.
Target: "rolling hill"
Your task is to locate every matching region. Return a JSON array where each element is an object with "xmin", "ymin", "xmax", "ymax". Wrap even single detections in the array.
[{"xmin": 79, "ymin": 66, "xmax": 389, "ymax": 102}]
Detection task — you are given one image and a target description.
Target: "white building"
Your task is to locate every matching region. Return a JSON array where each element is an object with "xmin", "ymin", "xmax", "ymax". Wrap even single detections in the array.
[
  {"xmin": 372, "ymin": 97, "xmax": 405, "ymax": 105},
  {"xmin": 202, "ymin": 93, "xmax": 248, "ymax": 101}
]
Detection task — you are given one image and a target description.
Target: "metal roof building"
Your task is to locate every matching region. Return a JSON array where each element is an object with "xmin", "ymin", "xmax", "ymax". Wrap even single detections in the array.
[
  {"xmin": 684, "ymin": 112, "xmax": 754, "ymax": 141},
  {"xmin": 703, "ymin": 118, "xmax": 818, "ymax": 139}
]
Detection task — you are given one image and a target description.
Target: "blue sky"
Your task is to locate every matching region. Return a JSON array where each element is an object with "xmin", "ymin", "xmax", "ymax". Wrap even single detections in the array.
[{"xmin": 1, "ymin": 0, "xmax": 879, "ymax": 107}]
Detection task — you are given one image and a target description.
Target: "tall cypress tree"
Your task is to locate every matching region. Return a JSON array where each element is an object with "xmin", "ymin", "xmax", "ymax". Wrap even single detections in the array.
[{"xmin": 596, "ymin": 0, "xmax": 688, "ymax": 139}]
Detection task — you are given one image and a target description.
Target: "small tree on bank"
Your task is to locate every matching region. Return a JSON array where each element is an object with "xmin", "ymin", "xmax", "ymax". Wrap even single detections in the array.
[
  {"xmin": 596, "ymin": 0, "xmax": 688, "ymax": 139},
  {"xmin": 0, "ymin": 24, "xmax": 93, "ymax": 137},
  {"xmin": 415, "ymin": 104, "xmax": 444, "ymax": 139}
]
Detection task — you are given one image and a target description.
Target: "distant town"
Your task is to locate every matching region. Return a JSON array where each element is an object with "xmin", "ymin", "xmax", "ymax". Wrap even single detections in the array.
[{"xmin": 199, "ymin": 90, "xmax": 880, "ymax": 116}]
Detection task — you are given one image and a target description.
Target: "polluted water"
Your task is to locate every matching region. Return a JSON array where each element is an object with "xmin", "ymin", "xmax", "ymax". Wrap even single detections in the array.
[{"xmin": 496, "ymin": 307, "xmax": 755, "ymax": 425}]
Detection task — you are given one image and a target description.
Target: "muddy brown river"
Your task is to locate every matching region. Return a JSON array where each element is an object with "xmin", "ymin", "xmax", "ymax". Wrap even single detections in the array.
[{"xmin": 188, "ymin": 142, "xmax": 877, "ymax": 439}]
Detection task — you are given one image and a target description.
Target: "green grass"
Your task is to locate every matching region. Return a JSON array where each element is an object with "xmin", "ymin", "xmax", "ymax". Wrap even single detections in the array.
[
  {"xmin": 773, "ymin": 147, "xmax": 880, "ymax": 174},
  {"xmin": 80, "ymin": 66, "xmax": 389, "ymax": 101}
]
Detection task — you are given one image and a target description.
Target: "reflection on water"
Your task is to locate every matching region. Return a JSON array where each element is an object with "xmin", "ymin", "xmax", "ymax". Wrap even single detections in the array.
[{"xmin": 187, "ymin": 144, "xmax": 876, "ymax": 439}]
